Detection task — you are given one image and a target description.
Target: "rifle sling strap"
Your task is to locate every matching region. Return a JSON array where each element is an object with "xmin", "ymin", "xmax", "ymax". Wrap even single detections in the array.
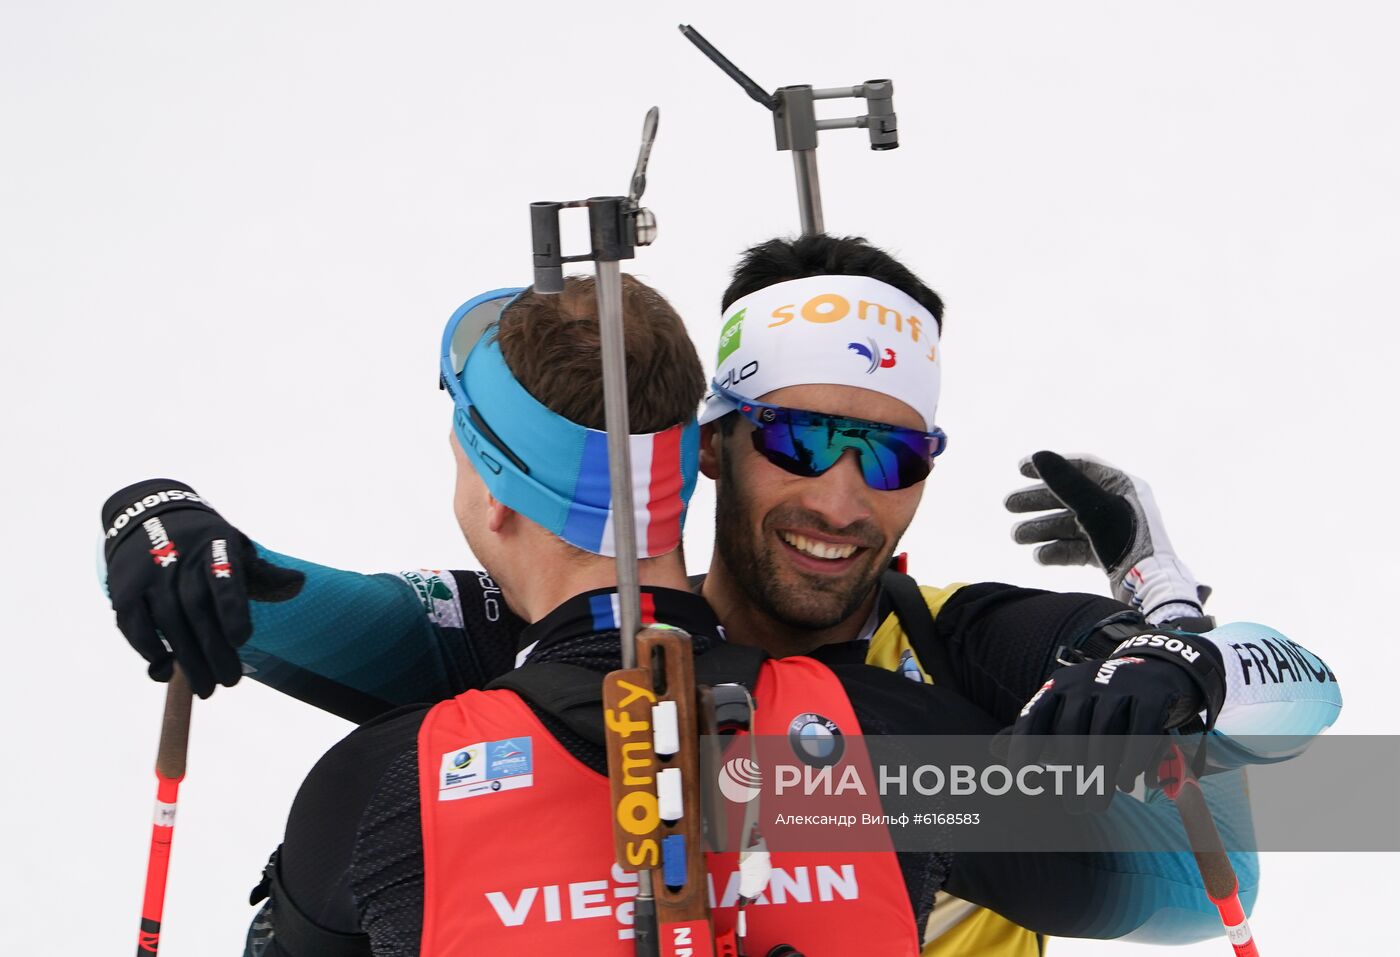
[{"xmin": 879, "ymin": 569, "xmax": 962, "ymax": 696}]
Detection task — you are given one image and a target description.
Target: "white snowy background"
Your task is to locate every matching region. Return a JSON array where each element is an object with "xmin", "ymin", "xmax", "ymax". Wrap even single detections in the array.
[{"xmin": 3, "ymin": 2, "xmax": 1396, "ymax": 953}]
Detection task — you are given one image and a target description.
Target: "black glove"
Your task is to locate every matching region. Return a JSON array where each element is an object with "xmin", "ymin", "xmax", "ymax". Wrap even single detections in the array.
[
  {"xmin": 1008, "ymin": 629, "xmax": 1225, "ymax": 811},
  {"xmin": 101, "ymin": 479, "xmax": 304, "ymax": 698}
]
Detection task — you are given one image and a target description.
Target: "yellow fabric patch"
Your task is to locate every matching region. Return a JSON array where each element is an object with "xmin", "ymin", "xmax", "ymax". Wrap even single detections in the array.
[
  {"xmin": 865, "ymin": 583, "xmax": 965, "ymax": 683},
  {"xmin": 922, "ymin": 901, "xmax": 1045, "ymax": 956}
]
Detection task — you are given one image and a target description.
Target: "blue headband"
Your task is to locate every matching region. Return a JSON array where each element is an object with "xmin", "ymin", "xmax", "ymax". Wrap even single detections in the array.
[{"xmin": 442, "ymin": 289, "xmax": 699, "ymax": 558}]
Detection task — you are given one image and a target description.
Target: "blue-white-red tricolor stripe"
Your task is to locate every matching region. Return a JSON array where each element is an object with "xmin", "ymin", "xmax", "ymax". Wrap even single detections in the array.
[
  {"xmin": 561, "ymin": 423, "xmax": 696, "ymax": 559},
  {"xmin": 589, "ymin": 591, "xmax": 659, "ymax": 632},
  {"xmin": 449, "ymin": 302, "xmax": 700, "ymax": 559}
]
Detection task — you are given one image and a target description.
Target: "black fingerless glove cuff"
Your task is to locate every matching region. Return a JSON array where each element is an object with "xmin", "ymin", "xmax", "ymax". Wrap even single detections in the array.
[
  {"xmin": 1070, "ymin": 609, "xmax": 1149, "ymax": 660},
  {"xmin": 1108, "ymin": 630, "xmax": 1227, "ymax": 731},
  {"xmin": 1158, "ymin": 613, "xmax": 1217, "ymax": 634},
  {"xmin": 102, "ymin": 479, "xmax": 216, "ymax": 559}
]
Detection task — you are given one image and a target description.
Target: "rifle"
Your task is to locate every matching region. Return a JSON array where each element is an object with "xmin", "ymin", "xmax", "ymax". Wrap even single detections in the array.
[
  {"xmin": 679, "ymin": 24, "xmax": 898, "ymax": 236},
  {"xmin": 529, "ymin": 108, "xmax": 722, "ymax": 957}
]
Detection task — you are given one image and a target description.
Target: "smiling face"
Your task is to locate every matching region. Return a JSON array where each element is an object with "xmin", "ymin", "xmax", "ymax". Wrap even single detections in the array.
[{"xmin": 702, "ymin": 384, "xmax": 927, "ymax": 650}]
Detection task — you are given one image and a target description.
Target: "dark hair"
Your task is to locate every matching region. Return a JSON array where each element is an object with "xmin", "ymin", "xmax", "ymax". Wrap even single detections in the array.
[
  {"xmin": 720, "ymin": 234, "xmax": 944, "ymax": 330},
  {"xmin": 495, "ymin": 273, "xmax": 704, "ymax": 433}
]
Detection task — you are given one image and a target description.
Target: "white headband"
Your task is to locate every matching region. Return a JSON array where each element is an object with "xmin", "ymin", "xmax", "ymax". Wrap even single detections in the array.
[{"xmin": 699, "ymin": 275, "xmax": 942, "ymax": 429}]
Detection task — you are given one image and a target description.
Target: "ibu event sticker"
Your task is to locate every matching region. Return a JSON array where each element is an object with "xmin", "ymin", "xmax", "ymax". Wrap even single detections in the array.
[{"xmin": 438, "ymin": 737, "xmax": 533, "ymax": 801}]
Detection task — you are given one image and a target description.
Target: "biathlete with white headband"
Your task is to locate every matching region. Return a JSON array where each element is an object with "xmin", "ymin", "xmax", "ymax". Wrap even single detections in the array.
[{"xmin": 99, "ymin": 236, "xmax": 1341, "ymax": 955}]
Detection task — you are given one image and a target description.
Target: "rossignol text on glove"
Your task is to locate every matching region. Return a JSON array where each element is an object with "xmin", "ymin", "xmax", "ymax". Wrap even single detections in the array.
[{"xmin": 101, "ymin": 479, "xmax": 304, "ymax": 697}]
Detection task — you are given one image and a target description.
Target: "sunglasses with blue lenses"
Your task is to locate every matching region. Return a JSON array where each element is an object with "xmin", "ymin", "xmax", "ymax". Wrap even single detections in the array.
[{"xmin": 712, "ymin": 382, "xmax": 948, "ymax": 491}]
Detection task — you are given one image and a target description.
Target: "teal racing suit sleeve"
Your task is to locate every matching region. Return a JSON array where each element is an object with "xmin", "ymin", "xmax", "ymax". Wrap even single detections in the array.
[
  {"xmin": 237, "ymin": 545, "xmax": 525, "ymax": 723},
  {"xmin": 949, "ymin": 620, "xmax": 1340, "ymax": 941},
  {"xmin": 946, "ymin": 769, "xmax": 1258, "ymax": 941},
  {"xmin": 1111, "ymin": 620, "xmax": 1341, "ymax": 941}
]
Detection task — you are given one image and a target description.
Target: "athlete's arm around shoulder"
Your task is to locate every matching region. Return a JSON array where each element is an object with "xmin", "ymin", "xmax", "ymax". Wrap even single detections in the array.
[
  {"xmin": 913, "ymin": 577, "xmax": 1342, "ymax": 747},
  {"xmin": 819, "ymin": 661, "xmax": 1255, "ymax": 941},
  {"xmin": 914, "ymin": 580, "xmax": 1129, "ymax": 724},
  {"xmin": 98, "ymin": 478, "xmax": 526, "ymax": 722},
  {"xmin": 840, "ymin": 657, "xmax": 1289, "ymax": 943}
]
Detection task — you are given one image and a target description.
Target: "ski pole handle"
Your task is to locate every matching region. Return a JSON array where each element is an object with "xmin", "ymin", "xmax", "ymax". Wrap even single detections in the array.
[
  {"xmin": 137, "ymin": 669, "xmax": 193, "ymax": 955},
  {"xmin": 1159, "ymin": 744, "xmax": 1259, "ymax": 956}
]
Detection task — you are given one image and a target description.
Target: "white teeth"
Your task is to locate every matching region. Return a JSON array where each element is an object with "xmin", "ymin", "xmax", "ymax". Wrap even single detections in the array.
[{"xmin": 780, "ymin": 531, "xmax": 858, "ymax": 560}]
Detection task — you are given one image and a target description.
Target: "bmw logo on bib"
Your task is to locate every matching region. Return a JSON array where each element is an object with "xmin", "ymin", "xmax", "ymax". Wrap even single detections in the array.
[{"xmin": 788, "ymin": 712, "xmax": 845, "ymax": 767}]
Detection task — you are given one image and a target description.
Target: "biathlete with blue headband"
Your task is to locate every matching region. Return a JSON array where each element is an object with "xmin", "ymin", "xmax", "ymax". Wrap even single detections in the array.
[{"xmin": 99, "ymin": 237, "xmax": 1340, "ymax": 955}]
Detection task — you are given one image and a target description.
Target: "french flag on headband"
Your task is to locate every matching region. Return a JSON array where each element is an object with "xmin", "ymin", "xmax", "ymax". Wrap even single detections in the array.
[{"xmin": 560, "ymin": 422, "xmax": 698, "ymax": 559}]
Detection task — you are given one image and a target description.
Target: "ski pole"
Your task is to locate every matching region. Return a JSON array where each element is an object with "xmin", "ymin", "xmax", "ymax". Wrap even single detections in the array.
[
  {"xmin": 679, "ymin": 24, "xmax": 898, "ymax": 236},
  {"xmin": 1157, "ymin": 742, "xmax": 1259, "ymax": 956},
  {"xmin": 136, "ymin": 668, "xmax": 193, "ymax": 955}
]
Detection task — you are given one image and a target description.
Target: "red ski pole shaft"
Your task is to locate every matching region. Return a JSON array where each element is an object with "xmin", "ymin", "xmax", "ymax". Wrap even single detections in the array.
[
  {"xmin": 1160, "ymin": 744, "xmax": 1259, "ymax": 956},
  {"xmin": 136, "ymin": 669, "xmax": 193, "ymax": 956}
]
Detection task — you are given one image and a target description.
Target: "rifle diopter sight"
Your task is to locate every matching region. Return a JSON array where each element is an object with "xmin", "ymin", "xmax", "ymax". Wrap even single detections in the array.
[{"xmin": 529, "ymin": 107, "xmax": 660, "ymax": 294}]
